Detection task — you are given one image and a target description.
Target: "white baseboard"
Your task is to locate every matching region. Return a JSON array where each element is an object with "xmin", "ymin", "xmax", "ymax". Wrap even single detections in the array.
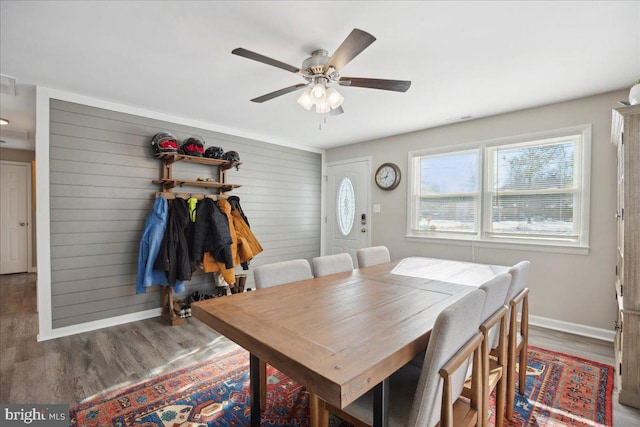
[
  {"xmin": 529, "ymin": 314, "xmax": 615, "ymax": 342},
  {"xmin": 37, "ymin": 308, "xmax": 162, "ymax": 342}
]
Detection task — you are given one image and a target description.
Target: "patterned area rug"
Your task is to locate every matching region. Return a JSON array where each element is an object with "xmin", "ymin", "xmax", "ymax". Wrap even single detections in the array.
[
  {"xmin": 496, "ymin": 346, "xmax": 613, "ymax": 427},
  {"xmin": 69, "ymin": 345, "xmax": 612, "ymax": 427}
]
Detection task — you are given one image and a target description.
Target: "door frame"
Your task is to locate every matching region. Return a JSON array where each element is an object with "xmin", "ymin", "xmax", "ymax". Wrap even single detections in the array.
[
  {"xmin": 323, "ymin": 156, "xmax": 372, "ymax": 256},
  {"xmin": 0, "ymin": 160, "xmax": 33, "ymax": 274}
]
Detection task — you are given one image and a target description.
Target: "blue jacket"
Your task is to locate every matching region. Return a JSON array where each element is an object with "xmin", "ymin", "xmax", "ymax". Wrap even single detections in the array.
[{"xmin": 136, "ymin": 196, "xmax": 184, "ymax": 293}]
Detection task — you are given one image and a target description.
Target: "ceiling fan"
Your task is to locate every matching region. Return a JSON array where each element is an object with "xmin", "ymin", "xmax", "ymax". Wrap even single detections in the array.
[{"xmin": 232, "ymin": 28, "xmax": 411, "ymax": 115}]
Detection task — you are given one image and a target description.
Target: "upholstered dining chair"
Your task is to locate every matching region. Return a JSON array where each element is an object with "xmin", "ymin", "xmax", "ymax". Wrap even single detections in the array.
[
  {"xmin": 253, "ymin": 258, "xmax": 313, "ymax": 289},
  {"xmin": 463, "ymin": 272, "xmax": 511, "ymax": 427},
  {"xmin": 252, "ymin": 258, "xmax": 313, "ymax": 410},
  {"xmin": 311, "ymin": 253, "xmax": 354, "ymax": 277},
  {"xmin": 501, "ymin": 261, "xmax": 530, "ymax": 420},
  {"xmin": 356, "ymin": 245, "xmax": 391, "ymax": 268},
  {"xmin": 319, "ymin": 289, "xmax": 488, "ymax": 427}
]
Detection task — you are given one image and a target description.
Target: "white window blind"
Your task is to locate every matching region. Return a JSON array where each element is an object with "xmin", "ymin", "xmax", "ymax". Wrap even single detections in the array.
[{"xmin": 487, "ymin": 136, "xmax": 581, "ymax": 240}]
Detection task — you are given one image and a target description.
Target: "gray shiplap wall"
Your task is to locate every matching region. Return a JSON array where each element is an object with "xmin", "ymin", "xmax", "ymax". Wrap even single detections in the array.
[{"xmin": 49, "ymin": 100, "xmax": 321, "ymax": 329}]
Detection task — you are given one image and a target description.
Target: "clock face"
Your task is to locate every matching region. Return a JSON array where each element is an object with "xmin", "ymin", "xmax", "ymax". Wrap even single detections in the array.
[{"xmin": 375, "ymin": 163, "xmax": 401, "ymax": 190}]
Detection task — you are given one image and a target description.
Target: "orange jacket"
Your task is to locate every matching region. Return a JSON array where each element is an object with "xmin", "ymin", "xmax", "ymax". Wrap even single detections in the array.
[
  {"xmin": 231, "ymin": 209, "xmax": 263, "ymax": 262},
  {"xmin": 202, "ymin": 199, "xmax": 262, "ymax": 284}
]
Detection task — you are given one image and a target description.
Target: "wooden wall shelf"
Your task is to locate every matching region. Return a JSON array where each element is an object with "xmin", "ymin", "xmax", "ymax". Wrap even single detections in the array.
[
  {"xmin": 152, "ymin": 178, "xmax": 241, "ymax": 192},
  {"xmin": 154, "ymin": 152, "xmax": 242, "ymax": 171}
]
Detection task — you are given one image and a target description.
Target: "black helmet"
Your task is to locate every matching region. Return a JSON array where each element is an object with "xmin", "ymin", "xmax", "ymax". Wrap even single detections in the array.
[
  {"xmin": 180, "ymin": 137, "xmax": 205, "ymax": 157},
  {"xmin": 205, "ymin": 146, "xmax": 225, "ymax": 159},
  {"xmin": 223, "ymin": 150, "xmax": 240, "ymax": 162},
  {"xmin": 151, "ymin": 132, "xmax": 179, "ymax": 155}
]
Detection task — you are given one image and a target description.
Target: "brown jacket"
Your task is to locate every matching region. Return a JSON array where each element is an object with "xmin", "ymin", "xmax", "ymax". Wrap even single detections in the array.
[{"xmin": 202, "ymin": 199, "xmax": 262, "ymax": 284}]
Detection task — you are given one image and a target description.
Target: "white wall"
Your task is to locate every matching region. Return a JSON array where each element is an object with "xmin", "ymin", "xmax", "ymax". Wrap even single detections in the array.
[{"xmin": 326, "ymin": 90, "xmax": 626, "ymax": 338}]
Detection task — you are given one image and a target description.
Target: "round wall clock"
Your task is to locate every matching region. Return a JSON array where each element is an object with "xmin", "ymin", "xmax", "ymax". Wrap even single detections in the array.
[{"xmin": 375, "ymin": 162, "xmax": 401, "ymax": 190}]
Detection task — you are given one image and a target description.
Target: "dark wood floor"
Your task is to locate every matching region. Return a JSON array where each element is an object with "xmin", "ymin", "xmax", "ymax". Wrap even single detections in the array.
[{"xmin": 1, "ymin": 273, "xmax": 639, "ymax": 425}]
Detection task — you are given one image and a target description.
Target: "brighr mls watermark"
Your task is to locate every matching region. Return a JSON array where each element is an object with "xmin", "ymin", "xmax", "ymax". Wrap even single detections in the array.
[{"xmin": 1, "ymin": 405, "xmax": 68, "ymax": 426}]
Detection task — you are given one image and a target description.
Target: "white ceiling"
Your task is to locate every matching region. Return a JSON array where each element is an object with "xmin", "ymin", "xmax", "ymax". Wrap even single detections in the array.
[{"xmin": 1, "ymin": 1, "xmax": 639, "ymax": 151}]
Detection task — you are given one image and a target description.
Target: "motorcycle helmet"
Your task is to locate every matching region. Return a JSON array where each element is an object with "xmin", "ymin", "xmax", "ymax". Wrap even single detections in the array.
[
  {"xmin": 151, "ymin": 132, "xmax": 179, "ymax": 155},
  {"xmin": 180, "ymin": 137, "xmax": 205, "ymax": 157},
  {"xmin": 205, "ymin": 146, "xmax": 225, "ymax": 159},
  {"xmin": 222, "ymin": 150, "xmax": 240, "ymax": 162}
]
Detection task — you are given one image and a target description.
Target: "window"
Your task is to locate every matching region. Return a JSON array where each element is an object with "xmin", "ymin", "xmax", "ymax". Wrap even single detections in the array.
[
  {"xmin": 408, "ymin": 125, "xmax": 591, "ymax": 250},
  {"xmin": 410, "ymin": 149, "xmax": 480, "ymax": 235}
]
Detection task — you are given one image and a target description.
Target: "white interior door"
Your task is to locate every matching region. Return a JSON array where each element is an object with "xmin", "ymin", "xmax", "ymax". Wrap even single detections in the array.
[
  {"xmin": 325, "ymin": 159, "xmax": 370, "ymax": 266},
  {"xmin": 1, "ymin": 162, "xmax": 29, "ymax": 274}
]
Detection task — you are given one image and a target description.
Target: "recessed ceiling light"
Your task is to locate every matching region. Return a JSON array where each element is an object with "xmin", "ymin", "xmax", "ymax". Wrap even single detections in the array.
[{"xmin": 0, "ymin": 118, "xmax": 9, "ymax": 126}]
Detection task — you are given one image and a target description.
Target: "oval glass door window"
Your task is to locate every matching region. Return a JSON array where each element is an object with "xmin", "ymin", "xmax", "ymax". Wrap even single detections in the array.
[{"xmin": 337, "ymin": 177, "xmax": 355, "ymax": 236}]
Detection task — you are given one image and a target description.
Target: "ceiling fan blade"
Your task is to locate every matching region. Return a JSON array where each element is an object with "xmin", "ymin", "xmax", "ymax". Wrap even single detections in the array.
[
  {"xmin": 250, "ymin": 83, "xmax": 308, "ymax": 103},
  {"xmin": 338, "ymin": 77, "xmax": 411, "ymax": 92},
  {"xmin": 323, "ymin": 29, "xmax": 376, "ymax": 73},
  {"xmin": 232, "ymin": 48, "xmax": 301, "ymax": 74},
  {"xmin": 329, "ymin": 106, "xmax": 344, "ymax": 116}
]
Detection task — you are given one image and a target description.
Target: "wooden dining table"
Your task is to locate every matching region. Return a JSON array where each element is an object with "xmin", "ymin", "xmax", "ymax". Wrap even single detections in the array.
[{"xmin": 192, "ymin": 256, "xmax": 508, "ymax": 427}]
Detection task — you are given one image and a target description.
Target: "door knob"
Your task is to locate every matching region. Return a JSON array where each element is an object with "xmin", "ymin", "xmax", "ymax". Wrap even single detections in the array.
[
  {"xmin": 361, "ymin": 227, "xmax": 366, "ymax": 233},
  {"xmin": 20, "ymin": 222, "xmax": 26, "ymax": 226}
]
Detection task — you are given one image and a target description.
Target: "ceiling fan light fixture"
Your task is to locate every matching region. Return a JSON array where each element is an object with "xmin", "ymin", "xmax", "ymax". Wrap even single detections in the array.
[
  {"xmin": 311, "ymin": 83, "xmax": 326, "ymax": 100},
  {"xmin": 326, "ymin": 87, "xmax": 344, "ymax": 109},
  {"xmin": 315, "ymin": 101, "xmax": 331, "ymax": 114},
  {"xmin": 297, "ymin": 87, "xmax": 314, "ymax": 110}
]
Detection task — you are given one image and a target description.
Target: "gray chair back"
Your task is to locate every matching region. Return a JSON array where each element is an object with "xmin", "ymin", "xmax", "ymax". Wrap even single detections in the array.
[
  {"xmin": 408, "ymin": 289, "xmax": 486, "ymax": 427},
  {"xmin": 479, "ymin": 272, "xmax": 512, "ymax": 349},
  {"xmin": 505, "ymin": 261, "xmax": 530, "ymax": 304},
  {"xmin": 356, "ymin": 246, "xmax": 391, "ymax": 268},
  {"xmin": 311, "ymin": 253, "xmax": 354, "ymax": 277},
  {"xmin": 253, "ymin": 259, "xmax": 313, "ymax": 289}
]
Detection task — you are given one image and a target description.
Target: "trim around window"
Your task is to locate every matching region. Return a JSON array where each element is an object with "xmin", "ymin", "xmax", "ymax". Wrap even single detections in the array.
[{"xmin": 406, "ymin": 125, "xmax": 591, "ymax": 253}]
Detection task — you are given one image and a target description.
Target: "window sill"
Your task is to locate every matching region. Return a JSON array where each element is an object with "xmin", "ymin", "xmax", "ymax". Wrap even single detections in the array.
[{"xmin": 405, "ymin": 234, "xmax": 590, "ymax": 255}]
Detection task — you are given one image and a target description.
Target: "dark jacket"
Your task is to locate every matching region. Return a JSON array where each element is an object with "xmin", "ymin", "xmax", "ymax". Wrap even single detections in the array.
[
  {"xmin": 154, "ymin": 198, "xmax": 193, "ymax": 290},
  {"xmin": 228, "ymin": 195, "xmax": 249, "ymax": 226},
  {"xmin": 191, "ymin": 198, "xmax": 234, "ymax": 269}
]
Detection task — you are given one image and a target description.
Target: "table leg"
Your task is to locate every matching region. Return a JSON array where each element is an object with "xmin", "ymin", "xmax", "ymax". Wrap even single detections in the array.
[
  {"xmin": 309, "ymin": 393, "xmax": 329, "ymax": 427},
  {"xmin": 250, "ymin": 353, "xmax": 261, "ymax": 427},
  {"xmin": 373, "ymin": 378, "xmax": 389, "ymax": 427}
]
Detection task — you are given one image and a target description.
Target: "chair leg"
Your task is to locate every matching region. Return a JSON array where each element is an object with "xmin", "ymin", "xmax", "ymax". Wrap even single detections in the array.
[
  {"xmin": 259, "ymin": 359, "xmax": 267, "ymax": 410},
  {"xmin": 518, "ymin": 341, "xmax": 528, "ymax": 396},
  {"xmin": 506, "ymin": 342, "xmax": 516, "ymax": 420},
  {"xmin": 495, "ymin": 369, "xmax": 505, "ymax": 427},
  {"xmin": 481, "ymin": 340, "xmax": 489, "ymax": 427},
  {"xmin": 472, "ymin": 345, "xmax": 483, "ymax": 427}
]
